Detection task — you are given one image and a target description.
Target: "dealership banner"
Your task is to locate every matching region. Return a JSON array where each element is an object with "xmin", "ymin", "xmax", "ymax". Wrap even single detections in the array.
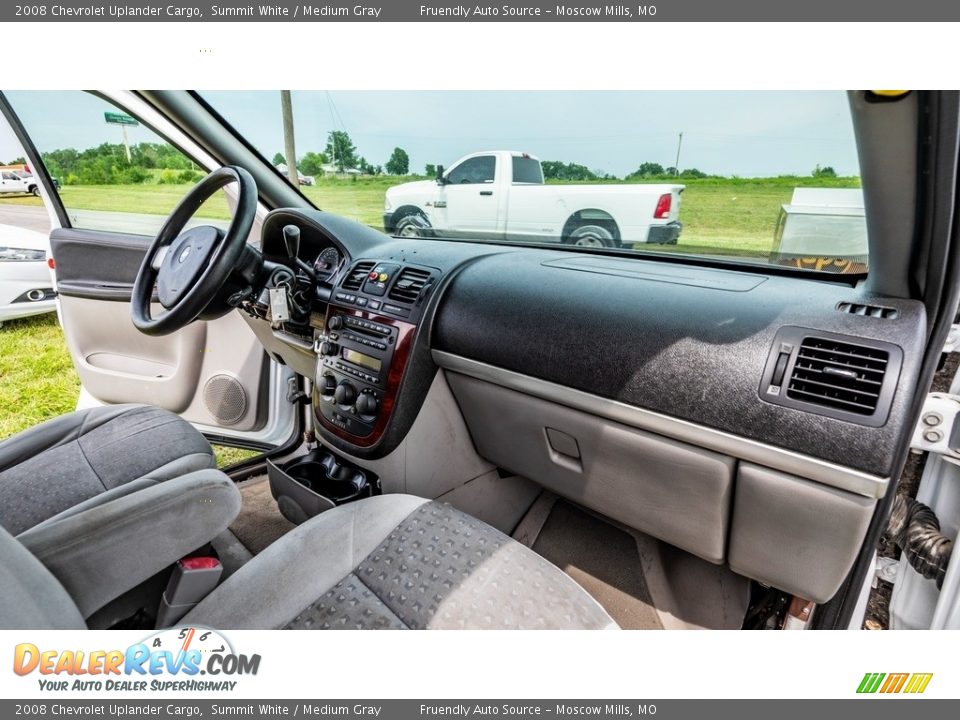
[
  {"xmin": 5, "ymin": 0, "xmax": 960, "ymax": 22},
  {"xmin": 2, "ymin": 629, "xmax": 958, "ymax": 706}
]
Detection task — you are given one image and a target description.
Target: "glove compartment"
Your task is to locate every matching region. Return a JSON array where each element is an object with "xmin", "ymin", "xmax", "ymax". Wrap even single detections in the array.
[{"xmin": 446, "ymin": 372, "xmax": 734, "ymax": 564}]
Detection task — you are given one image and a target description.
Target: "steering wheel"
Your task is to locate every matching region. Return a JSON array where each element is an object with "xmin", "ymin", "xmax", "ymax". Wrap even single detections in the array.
[{"xmin": 132, "ymin": 166, "xmax": 257, "ymax": 336}]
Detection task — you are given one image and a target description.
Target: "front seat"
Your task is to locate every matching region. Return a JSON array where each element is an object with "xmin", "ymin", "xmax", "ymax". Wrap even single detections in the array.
[
  {"xmin": 1, "ymin": 494, "xmax": 617, "ymax": 630},
  {"xmin": 0, "ymin": 404, "xmax": 216, "ymax": 536}
]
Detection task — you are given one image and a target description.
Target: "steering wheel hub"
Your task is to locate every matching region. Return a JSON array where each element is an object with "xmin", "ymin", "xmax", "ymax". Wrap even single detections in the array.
[{"xmin": 157, "ymin": 225, "xmax": 223, "ymax": 308}]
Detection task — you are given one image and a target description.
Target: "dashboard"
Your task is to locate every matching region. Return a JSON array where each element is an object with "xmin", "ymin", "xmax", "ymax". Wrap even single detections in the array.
[{"xmin": 243, "ymin": 207, "xmax": 926, "ymax": 483}]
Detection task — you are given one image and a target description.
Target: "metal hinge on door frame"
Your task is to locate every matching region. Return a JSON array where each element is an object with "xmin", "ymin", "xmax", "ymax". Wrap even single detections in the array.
[{"xmin": 910, "ymin": 323, "xmax": 960, "ymax": 463}]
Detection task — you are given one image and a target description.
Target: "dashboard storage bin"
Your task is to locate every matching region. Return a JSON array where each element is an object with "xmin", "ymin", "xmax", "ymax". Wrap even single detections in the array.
[
  {"xmin": 267, "ymin": 449, "xmax": 378, "ymax": 525},
  {"xmin": 728, "ymin": 463, "xmax": 876, "ymax": 603}
]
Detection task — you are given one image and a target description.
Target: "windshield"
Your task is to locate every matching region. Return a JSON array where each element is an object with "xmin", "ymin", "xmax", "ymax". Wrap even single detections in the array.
[{"xmin": 202, "ymin": 91, "xmax": 865, "ymax": 273}]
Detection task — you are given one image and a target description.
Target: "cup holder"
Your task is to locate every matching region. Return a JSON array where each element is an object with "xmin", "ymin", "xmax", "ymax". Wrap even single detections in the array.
[{"xmin": 267, "ymin": 449, "xmax": 378, "ymax": 525}]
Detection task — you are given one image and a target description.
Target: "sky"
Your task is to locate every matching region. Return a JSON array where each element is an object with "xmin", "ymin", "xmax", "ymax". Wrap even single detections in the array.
[{"xmin": 1, "ymin": 91, "xmax": 859, "ymax": 178}]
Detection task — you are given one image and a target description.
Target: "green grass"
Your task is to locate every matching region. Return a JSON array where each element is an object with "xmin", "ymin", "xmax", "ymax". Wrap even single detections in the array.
[
  {"xmin": 646, "ymin": 184, "xmax": 797, "ymax": 258},
  {"xmin": 0, "ymin": 314, "xmax": 260, "ymax": 470},
  {"xmin": 211, "ymin": 445, "xmax": 261, "ymax": 468},
  {"xmin": 301, "ymin": 180, "xmax": 392, "ymax": 227},
  {"xmin": 0, "ymin": 314, "xmax": 81, "ymax": 438}
]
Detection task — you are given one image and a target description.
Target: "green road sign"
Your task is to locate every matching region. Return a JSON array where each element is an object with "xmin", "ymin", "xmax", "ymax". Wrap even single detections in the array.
[{"xmin": 104, "ymin": 111, "xmax": 139, "ymax": 126}]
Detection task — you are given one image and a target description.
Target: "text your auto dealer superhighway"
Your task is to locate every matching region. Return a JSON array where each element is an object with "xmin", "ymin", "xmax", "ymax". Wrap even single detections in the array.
[{"xmin": 48, "ymin": 4, "xmax": 203, "ymax": 17}]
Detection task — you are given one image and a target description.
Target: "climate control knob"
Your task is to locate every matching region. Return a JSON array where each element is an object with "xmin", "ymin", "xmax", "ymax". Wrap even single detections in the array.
[
  {"xmin": 319, "ymin": 341, "xmax": 340, "ymax": 356},
  {"xmin": 327, "ymin": 316, "xmax": 343, "ymax": 331},
  {"xmin": 318, "ymin": 373, "xmax": 337, "ymax": 396},
  {"xmin": 355, "ymin": 391, "xmax": 379, "ymax": 417},
  {"xmin": 334, "ymin": 380, "xmax": 357, "ymax": 406}
]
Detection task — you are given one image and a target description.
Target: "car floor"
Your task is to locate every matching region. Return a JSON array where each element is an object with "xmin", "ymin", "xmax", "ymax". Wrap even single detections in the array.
[
  {"xmin": 513, "ymin": 492, "xmax": 751, "ymax": 630},
  {"xmin": 226, "ymin": 476, "xmax": 750, "ymax": 630},
  {"xmin": 227, "ymin": 475, "xmax": 296, "ymax": 555},
  {"xmin": 516, "ymin": 495, "xmax": 663, "ymax": 629}
]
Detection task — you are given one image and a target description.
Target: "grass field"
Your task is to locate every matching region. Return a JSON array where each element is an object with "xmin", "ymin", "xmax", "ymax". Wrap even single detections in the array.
[
  {"xmin": 0, "ymin": 313, "xmax": 80, "ymax": 438},
  {"xmin": 1, "ymin": 174, "xmax": 861, "ymax": 260}
]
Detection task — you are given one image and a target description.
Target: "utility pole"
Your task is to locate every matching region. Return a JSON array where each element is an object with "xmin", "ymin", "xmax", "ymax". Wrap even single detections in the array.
[
  {"xmin": 281, "ymin": 91, "xmax": 298, "ymax": 187},
  {"xmin": 674, "ymin": 132, "xmax": 683, "ymax": 176}
]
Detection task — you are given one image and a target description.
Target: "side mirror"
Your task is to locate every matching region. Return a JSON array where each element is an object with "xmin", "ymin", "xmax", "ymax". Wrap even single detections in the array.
[{"xmin": 436, "ymin": 165, "xmax": 446, "ymax": 185}]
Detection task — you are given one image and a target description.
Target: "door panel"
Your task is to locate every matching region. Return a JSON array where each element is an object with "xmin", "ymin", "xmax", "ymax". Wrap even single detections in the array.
[
  {"xmin": 51, "ymin": 228, "xmax": 269, "ymax": 432},
  {"xmin": 439, "ymin": 185, "xmax": 501, "ymax": 238},
  {"xmin": 50, "ymin": 228, "xmax": 153, "ymax": 299},
  {"xmin": 59, "ymin": 295, "xmax": 206, "ymax": 413}
]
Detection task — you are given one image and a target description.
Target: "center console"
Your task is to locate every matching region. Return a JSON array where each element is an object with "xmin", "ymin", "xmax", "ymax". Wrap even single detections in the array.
[{"xmin": 312, "ymin": 259, "xmax": 437, "ymax": 447}]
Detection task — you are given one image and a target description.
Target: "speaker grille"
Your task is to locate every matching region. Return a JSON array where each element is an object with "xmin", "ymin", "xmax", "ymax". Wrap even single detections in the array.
[{"xmin": 202, "ymin": 374, "xmax": 247, "ymax": 425}]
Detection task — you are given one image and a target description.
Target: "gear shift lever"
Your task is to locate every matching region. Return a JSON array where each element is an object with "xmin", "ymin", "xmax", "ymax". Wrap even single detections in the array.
[
  {"xmin": 282, "ymin": 224, "xmax": 301, "ymax": 261},
  {"xmin": 280, "ymin": 224, "xmax": 317, "ymax": 282}
]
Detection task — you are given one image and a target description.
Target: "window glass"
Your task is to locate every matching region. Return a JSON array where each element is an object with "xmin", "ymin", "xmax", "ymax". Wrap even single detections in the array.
[
  {"xmin": 4, "ymin": 91, "xmax": 227, "ymax": 236},
  {"xmin": 447, "ymin": 156, "xmax": 495, "ymax": 185},
  {"xmin": 512, "ymin": 156, "xmax": 544, "ymax": 184},
  {"xmin": 200, "ymin": 91, "xmax": 866, "ymax": 274}
]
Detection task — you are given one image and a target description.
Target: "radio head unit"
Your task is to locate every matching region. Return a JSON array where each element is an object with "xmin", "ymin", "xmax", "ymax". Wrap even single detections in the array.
[{"xmin": 312, "ymin": 260, "xmax": 438, "ymax": 447}]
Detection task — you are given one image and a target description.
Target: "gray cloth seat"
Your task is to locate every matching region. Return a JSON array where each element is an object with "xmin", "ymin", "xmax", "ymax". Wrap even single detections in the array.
[
  {"xmin": 0, "ymin": 404, "xmax": 216, "ymax": 536},
  {"xmin": 182, "ymin": 494, "xmax": 617, "ymax": 630},
  {"xmin": 0, "ymin": 493, "xmax": 617, "ymax": 630},
  {"xmin": 2, "ymin": 468, "xmax": 242, "ymax": 625}
]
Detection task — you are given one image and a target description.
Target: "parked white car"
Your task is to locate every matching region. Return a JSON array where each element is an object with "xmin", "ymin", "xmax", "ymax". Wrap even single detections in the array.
[
  {"xmin": 274, "ymin": 164, "xmax": 315, "ymax": 186},
  {"xmin": 384, "ymin": 151, "xmax": 683, "ymax": 248},
  {"xmin": 0, "ymin": 223, "xmax": 56, "ymax": 327},
  {"xmin": 0, "ymin": 169, "xmax": 41, "ymax": 196}
]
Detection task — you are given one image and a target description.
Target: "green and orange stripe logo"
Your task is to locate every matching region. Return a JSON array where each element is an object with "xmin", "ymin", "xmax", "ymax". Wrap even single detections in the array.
[{"xmin": 857, "ymin": 672, "xmax": 933, "ymax": 694}]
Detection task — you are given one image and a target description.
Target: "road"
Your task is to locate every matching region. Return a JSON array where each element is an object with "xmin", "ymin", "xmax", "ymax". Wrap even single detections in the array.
[
  {"xmin": 0, "ymin": 201, "xmax": 220, "ymax": 237},
  {"xmin": 0, "ymin": 203, "xmax": 51, "ymax": 234}
]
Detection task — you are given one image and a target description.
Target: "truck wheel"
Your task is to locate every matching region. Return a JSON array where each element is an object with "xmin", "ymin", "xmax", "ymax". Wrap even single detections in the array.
[
  {"xmin": 395, "ymin": 212, "xmax": 431, "ymax": 239},
  {"xmin": 566, "ymin": 224, "xmax": 616, "ymax": 248}
]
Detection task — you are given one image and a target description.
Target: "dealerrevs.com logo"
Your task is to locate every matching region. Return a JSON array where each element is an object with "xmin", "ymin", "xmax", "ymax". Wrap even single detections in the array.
[
  {"xmin": 13, "ymin": 627, "xmax": 260, "ymax": 692},
  {"xmin": 857, "ymin": 673, "xmax": 933, "ymax": 695}
]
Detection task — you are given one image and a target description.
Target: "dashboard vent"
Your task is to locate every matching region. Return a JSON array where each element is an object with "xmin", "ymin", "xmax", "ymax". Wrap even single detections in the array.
[
  {"xmin": 786, "ymin": 337, "xmax": 889, "ymax": 416},
  {"xmin": 342, "ymin": 261, "xmax": 375, "ymax": 291},
  {"xmin": 388, "ymin": 267, "xmax": 431, "ymax": 304},
  {"xmin": 837, "ymin": 301, "xmax": 899, "ymax": 320}
]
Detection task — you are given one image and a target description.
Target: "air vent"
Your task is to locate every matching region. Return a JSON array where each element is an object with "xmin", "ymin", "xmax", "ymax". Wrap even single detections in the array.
[
  {"xmin": 786, "ymin": 337, "xmax": 889, "ymax": 416},
  {"xmin": 342, "ymin": 261, "xmax": 375, "ymax": 291},
  {"xmin": 388, "ymin": 267, "xmax": 431, "ymax": 304},
  {"xmin": 837, "ymin": 301, "xmax": 899, "ymax": 320}
]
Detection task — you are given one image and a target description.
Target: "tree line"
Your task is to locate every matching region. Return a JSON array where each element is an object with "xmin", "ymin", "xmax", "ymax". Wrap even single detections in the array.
[
  {"xmin": 31, "ymin": 142, "xmax": 204, "ymax": 186},
  {"xmin": 12, "ymin": 133, "xmax": 842, "ymax": 186},
  {"xmin": 276, "ymin": 130, "xmax": 839, "ymax": 181},
  {"xmin": 272, "ymin": 131, "xmax": 411, "ymax": 177}
]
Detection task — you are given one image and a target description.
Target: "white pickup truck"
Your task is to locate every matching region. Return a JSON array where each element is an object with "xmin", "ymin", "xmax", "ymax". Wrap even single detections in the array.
[
  {"xmin": 0, "ymin": 169, "xmax": 41, "ymax": 196},
  {"xmin": 383, "ymin": 151, "xmax": 683, "ymax": 248}
]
